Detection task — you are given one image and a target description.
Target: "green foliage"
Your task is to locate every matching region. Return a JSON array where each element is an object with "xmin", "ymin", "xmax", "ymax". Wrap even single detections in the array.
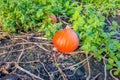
[
  {"xmin": 79, "ymin": 0, "xmax": 120, "ymax": 15},
  {"xmin": 70, "ymin": 1, "xmax": 120, "ymax": 75},
  {"xmin": 0, "ymin": 0, "xmax": 120, "ymax": 75},
  {"xmin": 0, "ymin": 0, "xmax": 76, "ymax": 37}
]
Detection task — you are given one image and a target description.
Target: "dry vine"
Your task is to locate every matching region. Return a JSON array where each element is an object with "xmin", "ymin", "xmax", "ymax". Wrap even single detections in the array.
[{"xmin": 0, "ymin": 32, "xmax": 117, "ymax": 80}]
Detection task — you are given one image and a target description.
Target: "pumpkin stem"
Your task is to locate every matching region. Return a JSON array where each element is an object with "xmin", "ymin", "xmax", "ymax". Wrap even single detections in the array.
[{"xmin": 66, "ymin": 24, "xmax": 71, "ymax": 29}]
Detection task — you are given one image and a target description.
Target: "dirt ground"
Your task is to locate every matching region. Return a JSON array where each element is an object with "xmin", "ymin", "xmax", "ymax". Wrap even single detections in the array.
[{"xmin": 0, "ymin": 32, "xmax": 119, "ymax": 80}]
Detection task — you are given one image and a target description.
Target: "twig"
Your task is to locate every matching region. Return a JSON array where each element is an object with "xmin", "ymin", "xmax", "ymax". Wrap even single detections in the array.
[
  {"xmin": 57, "ymin": 67, "xmax": 67, "ymax": 80},
  {"xmin": 91, "ymin": 73, "xmax": 101, "ymax": 80},
  {"xmin": 14, "ymin": 62, "xmax": 44, "ymax": 80},
  {"xmin": 66, "ymin": 53, "xmax": 93, "ymax": 69},
  {"xmin": 0, "ymin": 46, "xmax": 35, "ymax": 56},
  {"xmin": 102, "ymin": 53, "xmax": 110, "ymax": 80},
  {"xmin": 109, "ymin": 68, "xmax": 119, "ymax": 80},
  {"xmin": 33, "ymin": 37, "xmax": 48, "ymax": 40},
  {"xmin": 69, "ymin": 50, "xmax": 85, "ymax": 55},
  {"xmin": 12, "ymin": 73, "xmax": 31, "ymax": 79},
  {"xmin": 111, "ymin": 36, "xmax": 120, "ymax": 40},
  {"xmin": 14, "ymin": 38, "xmax": 51, "ymax": 52},
  {"xmin": 106, "ymin": 17, "xmax": 112, "ymax": 26},
  {"xmin": 0, "ymin": 41, "xmax": 52, "ymax": 56},
  {"xmin": 35, "ymin": 43, "xmax": 51, "ymax": 52},
  {"xmin": 0, "ymin": 41, "xmax": 52, "ymax": 49},
  {"xmin": 58, "ymin": 16, "xmax": 70, "ymax": 25},
  {"xmin": 53, "ymin": 53, "xmax": 67, "ymax": 80},
  {"xmin": 66, "ymin": 61, "xmax": 87, "ymax": 77},
  {"xmin": 10, "ymin": 32, "xmax": 43, "ymax": 39},
  {"xmin": 19, "ymin": 60, "xmax": 40, "ymax": 64},
  {"xmin": 39, "ymin": 60, "xmax": 53, "ymax": 80},
  {"xmin": 103, "ymin": 57, "xmax": 107, "ymax": 80},
  {"xmin": 117, "ymin": 9, "xmax": 120, "ymax": 16},
  {"xmin": 0, "ymin": 60, "xmax": 40, "ymax": 64},
  {"xmin": 86, "ymin": 54, "xmax": 91, "ymax": 80},
  {"xmin": 17, "ymin": 42, "xmax": 24, "ymax": 62},
  {"xmin": 0, "ymin": 63, "xmax": 10, "ymax": 75},
  {"xmin": 51, "ymin": 54, "xmax": 93, "ymax": 74}
]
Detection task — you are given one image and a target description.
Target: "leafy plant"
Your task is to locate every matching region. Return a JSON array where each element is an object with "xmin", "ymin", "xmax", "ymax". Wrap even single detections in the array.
[
  {"xmin": 79, "ymin": 0, "xmax": 120, "ymax": 16},
  {"xmin": 0, "ymin": 0, "xmax": 77, "ymax": 38},
  {"xmin": 70, "ymin": 2, "xmax": 120, "ymax": 75}
]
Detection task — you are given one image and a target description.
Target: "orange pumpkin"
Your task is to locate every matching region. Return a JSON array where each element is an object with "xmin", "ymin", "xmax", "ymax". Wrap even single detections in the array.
[{"xmin": 52, "ymin": 26, "xmax": 79, "ymax": 53}]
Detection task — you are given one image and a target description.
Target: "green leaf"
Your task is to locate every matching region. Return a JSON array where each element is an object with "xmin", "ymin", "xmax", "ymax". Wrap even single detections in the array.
[
  {"xmin": 106, "ymin": 64, "xmax": 113, "ymax": 70},
  {"xmin": 116, "ymin": 61, "xmax": 120, "ymax": 68},
  {"xmin": 113, "ymin": 56, "xmax": 118, "ymax": 63},
  {"xmin": 116, "ymin": 54, "xmax": 120, "ymax": 59},
  {"xmin": 108, "ymin": 42, "xmax": 114, "ymax": 49},
  {"xmin": 36, "ymin": 9, "xmax": 43, "ymax": 19},
  {"xmin": 72, "ymin": 11, "xmax": 80, "ymax": 20},
  {"xmin": 108, "ymin": 58, "xmax": 114, "ymax": 64},
  {"xmin": 91, "ymin": 45, "xmax": 97, "ymax": 52},
  {"xmin": 114, "ymin": 70, "xmax": 120, "ymax": 75}
]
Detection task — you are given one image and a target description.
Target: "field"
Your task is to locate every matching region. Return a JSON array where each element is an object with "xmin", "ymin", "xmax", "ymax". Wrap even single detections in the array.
[{"xmin": 0, "ymin": 0, "xmax": 120, "ymax": 80}]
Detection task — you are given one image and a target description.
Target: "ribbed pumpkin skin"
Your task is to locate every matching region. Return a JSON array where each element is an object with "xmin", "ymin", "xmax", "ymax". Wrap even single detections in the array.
[{"xmin": 52, "ymin": 27, "xmax": 79, "ymax": 53}]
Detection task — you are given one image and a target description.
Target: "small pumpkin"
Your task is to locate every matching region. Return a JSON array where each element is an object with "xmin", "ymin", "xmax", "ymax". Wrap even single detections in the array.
[
  {"xmin": 46, "ymin": 14, "xmax": 57, "ymax": 23},
  {"xmin": 52, "ymin": 25, "xmax": 79, "ymax": 53}
]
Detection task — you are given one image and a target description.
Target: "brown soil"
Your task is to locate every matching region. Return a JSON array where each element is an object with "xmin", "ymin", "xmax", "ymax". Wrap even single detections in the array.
[{"xmin": 0, "ymin": 32, "xmax": 119, "ymax": 80}]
